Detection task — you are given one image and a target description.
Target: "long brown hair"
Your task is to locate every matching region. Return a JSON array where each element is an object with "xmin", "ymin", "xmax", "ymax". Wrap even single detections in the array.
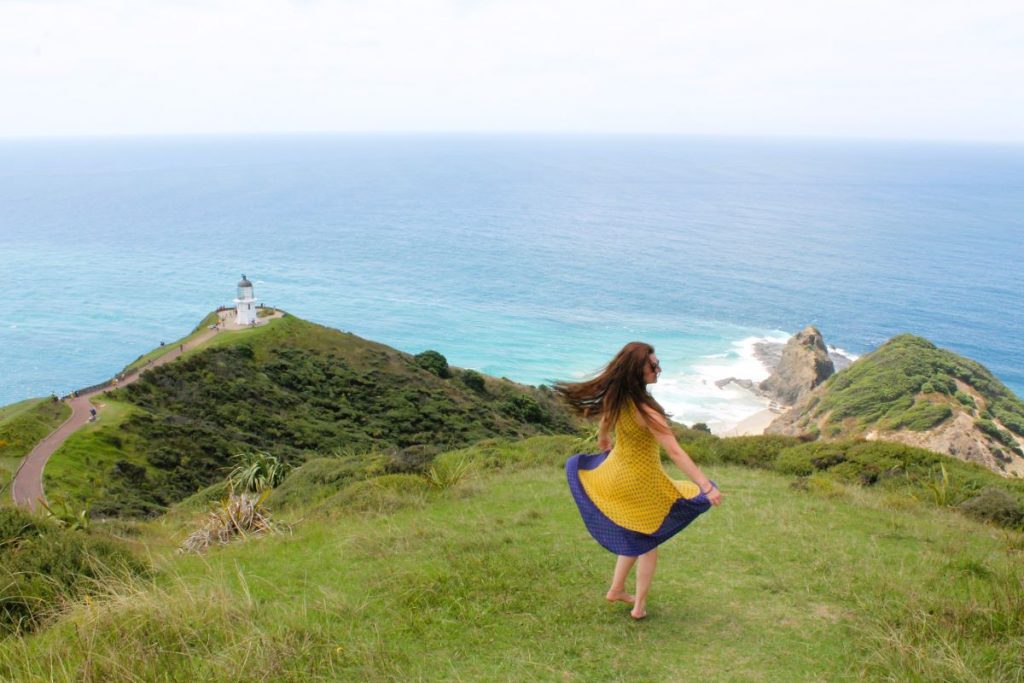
[{"xmin": 553, "ymin": 341, "xmax": 670, "ymax": 432}]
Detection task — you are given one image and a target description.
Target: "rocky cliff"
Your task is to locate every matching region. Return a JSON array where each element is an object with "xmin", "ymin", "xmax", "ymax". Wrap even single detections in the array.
[{"xmin": 757, "ymin": 326, "xmax": 835, "ymax": 405}]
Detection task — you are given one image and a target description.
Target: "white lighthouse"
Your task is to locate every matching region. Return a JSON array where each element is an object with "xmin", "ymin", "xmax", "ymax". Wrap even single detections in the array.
[{"xmin": 234, "ymin": 275, "xmax": 257, "ymax": 326}]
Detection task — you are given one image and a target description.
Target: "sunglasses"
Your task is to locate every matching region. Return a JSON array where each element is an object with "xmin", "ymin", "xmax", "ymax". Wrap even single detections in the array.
[{"xmin": 648, "ymin": 359, "xmax": 662, "ymax": 374}]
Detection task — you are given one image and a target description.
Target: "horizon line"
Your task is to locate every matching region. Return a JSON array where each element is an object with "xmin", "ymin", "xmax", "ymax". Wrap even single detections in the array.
[{"xmin": 2, "ymin": 130, "xmax": 1024, "ymax": 147}]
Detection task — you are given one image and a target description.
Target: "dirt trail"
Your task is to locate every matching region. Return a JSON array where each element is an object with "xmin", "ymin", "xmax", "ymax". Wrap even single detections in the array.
[{"xmin": 9, "ymin": 309, "xmax": 282, "ymax": 510}]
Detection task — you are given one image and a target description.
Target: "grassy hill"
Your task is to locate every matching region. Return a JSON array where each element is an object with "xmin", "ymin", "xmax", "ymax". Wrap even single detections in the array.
[
  {"xmin": 41, "ymin": 314, "xmax": 579, "ymax": 517},
  {"xmin": 768, "ymin": 335, "xmax": 1024, "ymax": 476},
  {"xmin": 0, "ymin": 398, "xmax": 70, "ymax": 503},
  {"xmin": 2, "ymin": 435, "xmax": 1021, "ymax": 681}
]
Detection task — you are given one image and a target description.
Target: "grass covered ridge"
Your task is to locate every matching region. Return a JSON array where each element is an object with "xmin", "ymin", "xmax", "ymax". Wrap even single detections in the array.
[
  {"xmin": 120, "ymin": 311, "xmax": 220, "ymax": 374},
  {"xmin": 1, "ymin": 443, "xmax": 1021, "ymax": 681},
  {"xmin": 42, "ymin": 315, "xmax": 579, "ymax": 518},
  {"xmin": 794, "ymin": 334, "xmax": 1024, "ymax": 440}
]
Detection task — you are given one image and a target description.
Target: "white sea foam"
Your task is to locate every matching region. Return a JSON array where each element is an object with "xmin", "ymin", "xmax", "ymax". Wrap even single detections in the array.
[
  {"xmin": 828, "ymin": 345, "xmax": 859, "ymax": 361},
  {"xmin": 651, "ymin": 333, "xmax": 792, "ymax": 434}
]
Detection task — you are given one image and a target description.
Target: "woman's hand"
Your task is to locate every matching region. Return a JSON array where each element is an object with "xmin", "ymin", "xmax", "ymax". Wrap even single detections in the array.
[{"xmin": 703, "ymin": 484, "xmax": 723, "ymax": 506}]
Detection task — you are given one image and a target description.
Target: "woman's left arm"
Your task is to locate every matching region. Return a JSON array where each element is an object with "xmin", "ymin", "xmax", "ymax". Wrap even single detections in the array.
[
  {"xmin": 639, "ymin": 405, "xmax": 722, "ymax": 505},
  {"xmin": 597, "ymin": 412, "xmax": 613, "ymax": 452}
]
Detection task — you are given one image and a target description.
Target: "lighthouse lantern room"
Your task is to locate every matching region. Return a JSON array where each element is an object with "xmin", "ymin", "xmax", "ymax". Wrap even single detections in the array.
[{"xmin": 234, "ymin": 275, "xmax": 257, "ymax": 326}]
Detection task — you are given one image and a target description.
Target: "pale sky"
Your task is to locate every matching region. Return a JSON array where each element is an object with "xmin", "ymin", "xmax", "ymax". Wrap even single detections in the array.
[{"xmin": 1, "ymin": 0, "xmax": 1023, "ymax": 140}]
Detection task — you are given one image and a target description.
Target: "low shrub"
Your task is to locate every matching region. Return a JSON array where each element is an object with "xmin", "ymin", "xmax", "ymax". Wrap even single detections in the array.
[
  {"xmin": 265, "ymin": 454, "xmax": 390, "ymax": 511},
  {"xmin": 806, "ymin": 473, "xmax": 848, "ymax": 498},
  {"xmin": 501, "ymin": 394, "xmax": 547, "ymax": 424},
  {"xmin": 413, "ymin": 350, "xmax": 450, "ymax": 378},
  {"xmin": 771, "ymin": 438, "xmax": 1024, "ymax": 529},
  {"xmin": 775, "ymin": 441, "xmax": 845, "ymax": 476},
  {"xmin": 325, "ymin": 474, "xmax": 432, "ymax": 514},
  {"xmin": 889, "ymin": 401, "xmax": 952, "ymax": 431},
  {"xmin": 0, "ymin": 508, "xmax": 147, "ymax": 636},
  {"xmin": 955, "ymin": 391, "xmax": 976, "ymax": 409},
  {"xmin": 435, "ymin": 435, "xmax": 579, "ymax": 472},
  {"xmin": 708, "ymin": 435, "xmax": 801, "ymax": 470},
  {"xmin": 958, "ymin": 488, "xmax": 1024, "ymax": 529},
  {"xmin": 461, "ymin": 370, "xmax": 486, "ymax": 393}
]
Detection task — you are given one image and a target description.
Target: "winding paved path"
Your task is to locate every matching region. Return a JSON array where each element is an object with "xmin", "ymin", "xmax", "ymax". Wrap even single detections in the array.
[{"xmin": 10, "ymin": 310, "xmax": 282, "ymax": 510}]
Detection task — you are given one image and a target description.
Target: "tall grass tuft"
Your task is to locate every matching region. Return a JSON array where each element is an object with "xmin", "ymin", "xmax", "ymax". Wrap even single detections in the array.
[
  {"xmin": 425, "ymin": 457, "xmax": 474, "ymax": 491},
  {"xmin": 926, "ymin": 463, "xmax": 950, "ymax": 507},
  {"xmin": 179, "ymin": 490, "xmax": 285, "ymax": 554},
  {"xmin": 226, "ymin": 450, "xmax": 290, "ymax": 494},
  {"xmin": 37, "ymin": 495, "xmax": 91, "ymax": 532}
]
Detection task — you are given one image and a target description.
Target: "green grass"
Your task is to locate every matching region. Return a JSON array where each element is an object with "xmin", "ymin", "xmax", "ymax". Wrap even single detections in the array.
[
  {"xmin": 2, "ymin": 454, "xmax": 1021, "ymax": 681},
  {"xmin": 0, "ymin": 398, "xmax": 71, "ymax": 502},
  {"xmin": 121, "ymin": 311, "xmax": 220, "ymax": 373},
  {"xmin": 42, "ymin": 400, "xmax": 158, "ymax": 516}
]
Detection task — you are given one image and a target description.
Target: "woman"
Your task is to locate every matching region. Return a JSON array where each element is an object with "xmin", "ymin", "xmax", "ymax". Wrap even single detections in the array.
[{"xmin": 556, "ymin": 342, "xmax": 723, "ymax": 620}]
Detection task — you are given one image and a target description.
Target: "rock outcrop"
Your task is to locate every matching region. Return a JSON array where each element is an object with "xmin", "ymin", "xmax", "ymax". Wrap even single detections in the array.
[{"xmin": 757, "ymin": 326, "xmax": 835, "ymax": 405}]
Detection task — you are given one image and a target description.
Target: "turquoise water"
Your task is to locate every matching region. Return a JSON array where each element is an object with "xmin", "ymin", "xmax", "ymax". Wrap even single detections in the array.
[{"xmin": 1, "ymin": 135, "xmax": 1022, "ymax": 429}]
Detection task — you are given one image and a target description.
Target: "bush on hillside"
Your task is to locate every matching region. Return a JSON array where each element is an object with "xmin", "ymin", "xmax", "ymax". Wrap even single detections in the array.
[
  {"xmin": 991, "ymin": 406, "xmax": 1024, "ymax": 436},
  {"xmin": 975, "ymin": 419, "xmax": 1022, "ymax": 454},
  {"xmin": 672, "ymin": 426, "xmax": 718, "ymax": 464},
  {"xmin": 706, "ymin": 435, "xmax": 801, "ymax": 469},
  {"xmin": 955, "ymin": 391, "xmax": 976, "ymax": 410},
  {"xmin": 775, "ymin": 441, "xmax": 850, "ymax": 477},
  {"xmin": 265, "ymin": 454, "xmax": 391, "ymax": 511},
  {"xmin": 776, "ymin": 440, "xmax": 942, "ymax": 485},
  {"xmin": 324, "ymin": 473, "xmax": 432, "ymax": 515},
  {"xmin": 461, "ymin": 370, "xmax": 486, "ymax": 393},
  {"xmin": 888, "ymin": 400, "xmax": 953, "ymax": 431},
  {"xmin": 958, "ymin": 488, "xmax": 1024, "ymax": 529},
  {"xmin": 502, "ymin": 394, "xmax": 546, "ymax": 424},
  {"xmin": 0, "ymin": 508, "xmax": 147, "ymax": 636},
  {"xmin": 414, "ymin": 350, "xmax": 450, "ymax": 378},
  {"xmin": 433, "ymin": 435, "xmax": 581, "ymax": 473},
  {"xmin": 0, "ymin": 507, "xmax": 48, "ymax": 545},
  {"xmin": 772, "ymin": 437, "xmax": 1024, "ymax": 528},
  {"xmin": 425, "ymin": 457, "xmax": 475, "ymax": 491}
]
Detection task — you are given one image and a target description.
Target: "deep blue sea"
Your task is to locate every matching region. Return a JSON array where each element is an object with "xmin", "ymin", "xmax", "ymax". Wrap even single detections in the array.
[{"xmin": 2, "ymin": 135, "xmax": 1022, "ymax": 430}]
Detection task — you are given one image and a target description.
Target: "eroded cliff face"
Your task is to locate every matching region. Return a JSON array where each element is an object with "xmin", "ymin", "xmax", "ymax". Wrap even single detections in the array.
[{"xmin": 757, "ymin": 326, "xmax": 835, "ymax": 406}]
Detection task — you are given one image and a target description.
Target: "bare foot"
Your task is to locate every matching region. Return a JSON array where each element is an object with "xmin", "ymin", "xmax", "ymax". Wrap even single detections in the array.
[
  {"xmin": 630, "ymin": 606, "xmax": 648, "ymax": 620},
  {"xmin": 605, "ymin": 589, "xmax": 635, "ymax": 605}
]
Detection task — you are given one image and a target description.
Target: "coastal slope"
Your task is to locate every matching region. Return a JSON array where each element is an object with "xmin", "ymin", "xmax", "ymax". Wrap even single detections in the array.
[{"xmin": 767, "ymin": 334, "xmax": 1024, "ymax": 476}]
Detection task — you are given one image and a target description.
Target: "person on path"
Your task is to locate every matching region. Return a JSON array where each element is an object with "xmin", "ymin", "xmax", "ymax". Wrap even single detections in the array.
[{"xmin": 556, "ymin": 341, "xmax": 723, "ymax": 620}]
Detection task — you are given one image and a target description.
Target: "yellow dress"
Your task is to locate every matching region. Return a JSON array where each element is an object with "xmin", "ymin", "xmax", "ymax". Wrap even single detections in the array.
[{"xmin": 566, "ymin": 401, "xmax": 711, "ymax": 555}]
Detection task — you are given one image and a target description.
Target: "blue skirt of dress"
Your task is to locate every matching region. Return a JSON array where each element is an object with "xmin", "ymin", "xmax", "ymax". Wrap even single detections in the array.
[{"xmin": 566, "ymin": 451, "xmax": 713, "ymax": 556}]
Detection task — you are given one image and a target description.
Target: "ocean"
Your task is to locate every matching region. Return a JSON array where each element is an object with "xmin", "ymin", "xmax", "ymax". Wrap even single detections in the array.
[{"xmin": 2, "ymin": 134, "xmax": 1022, "ymax": 431}]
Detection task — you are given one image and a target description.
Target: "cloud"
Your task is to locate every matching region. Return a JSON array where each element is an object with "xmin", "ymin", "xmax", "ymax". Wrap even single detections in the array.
[{"xmin": 1, "ymin": 0, "xmax": 1022, "ymax": 139}]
